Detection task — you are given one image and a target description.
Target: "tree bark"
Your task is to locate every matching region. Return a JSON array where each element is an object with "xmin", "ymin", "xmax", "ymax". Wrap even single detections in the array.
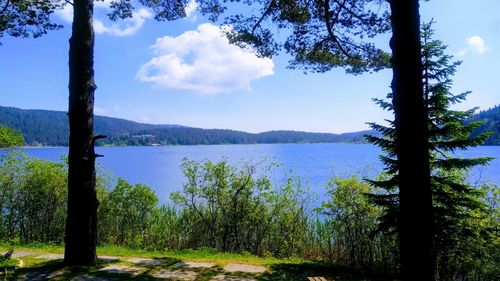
[
  {"xmin": 64, "ymin": 0, "xmax": 98, "ymax": 266},
  {"xmin": 388, "ymin": 0, "xmax": 434, "ymax": 280}
]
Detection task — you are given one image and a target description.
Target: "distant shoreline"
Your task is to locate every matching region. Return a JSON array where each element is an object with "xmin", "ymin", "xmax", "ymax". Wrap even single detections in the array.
[
  {"xmin": 2, "ymin": 105, "xmax": 500, "ymax": 146},
  {"xmin": 20, "ymin": 141, "xmax": 372, "ymax": 149},
  {"xmin": 18, "ymin": 142, "xmax": 500, "ymax": 149}
]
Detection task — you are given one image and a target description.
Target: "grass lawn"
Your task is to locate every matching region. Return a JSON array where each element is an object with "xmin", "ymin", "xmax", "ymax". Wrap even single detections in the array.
[{"xmin": 0, "ymin": 244, "xmax": 394, "ymax": 280}]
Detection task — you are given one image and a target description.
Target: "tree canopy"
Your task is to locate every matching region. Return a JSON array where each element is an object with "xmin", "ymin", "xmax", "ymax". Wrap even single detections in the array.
[
  {"xmin": 0, "ymin": 0, "xmax": 63, "ymax": 43},
  {"xmin": 0, "ymin": 125, "xmax": 23, "ymax": 148},
  {"xmin": 224, "ymin": 0, "xmax": 391, "ymax": 74}
]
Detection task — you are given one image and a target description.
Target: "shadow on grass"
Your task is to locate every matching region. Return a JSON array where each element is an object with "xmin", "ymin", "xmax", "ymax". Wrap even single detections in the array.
[
  {"xmin": 5, "ymin": 255, "xmax": 395, "ymax": 281},
  {"xmin": 91, "ymin": 263, "xmax": 222, "ymax": 281},
  {"xmin": 9, "ymin": 256, "xmax": 225, "ymax": 280},
  {"xmin": 258, "ymin": 261, "xmax": 395, "ymax": 281},
  {"xmin": 6, "ymin": 259, "xmax": 66, "ymax": 281},
  {"xmin": 151, "ymin": 256, "xmax": 183, "ymax": 267},
  {"xmin": 86, "ymin": 256, "xmax": 182, "ymax": 280},
  {"xmin": 194, "ymin": 266, "xmax": 223, "ymax": 281},
  {"xmin": 14, "ymin": 259, "xmax": 141, "ymax": 280}
]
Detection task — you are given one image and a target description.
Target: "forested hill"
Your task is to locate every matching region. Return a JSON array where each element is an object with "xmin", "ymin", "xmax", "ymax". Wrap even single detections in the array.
[
  {"xmin": 0, "ymin": 106, "xmax": 372, "ymax": 146},
  {"xmin": 470, "ymin": 105, "xmax": 500, "ymax": 145},
  {"xmin": 0, "ymin": 106, "xmax": 181, "ymax": 146}
]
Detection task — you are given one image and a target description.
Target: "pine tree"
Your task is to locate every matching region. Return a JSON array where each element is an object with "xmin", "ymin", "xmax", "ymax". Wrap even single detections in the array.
[{"xmin": 366, "ymin": 22, "xmax": 495, "ymax": 280}]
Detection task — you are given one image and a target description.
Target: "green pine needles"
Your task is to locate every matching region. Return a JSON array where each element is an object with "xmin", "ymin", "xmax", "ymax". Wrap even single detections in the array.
[{"xmin": 365, "ymin": 22, "xmax": 499, "ymax": 280}]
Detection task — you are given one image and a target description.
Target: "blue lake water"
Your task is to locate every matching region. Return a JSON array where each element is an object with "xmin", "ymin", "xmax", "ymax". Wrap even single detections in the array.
[{"xmin": 20, "ymin": 144, "xmax": 500, "ymax": 204}]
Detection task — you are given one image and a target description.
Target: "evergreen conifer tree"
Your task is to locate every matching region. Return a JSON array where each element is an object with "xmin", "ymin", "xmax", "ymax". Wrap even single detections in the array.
[{"xmin": 365, "ymin": 22, "xmax": 496, "ymax": 280}]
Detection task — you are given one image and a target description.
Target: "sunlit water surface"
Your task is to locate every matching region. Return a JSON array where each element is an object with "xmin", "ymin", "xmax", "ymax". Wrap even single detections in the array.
[{"xmin": 20, "ymin": 144, "xmax": 500, "ymax": 204}]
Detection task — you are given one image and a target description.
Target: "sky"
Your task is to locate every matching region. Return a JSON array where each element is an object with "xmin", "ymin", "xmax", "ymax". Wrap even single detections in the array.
[{"xmin": 0, "ymin": 0, "xmax": 498, "ymax": 133}]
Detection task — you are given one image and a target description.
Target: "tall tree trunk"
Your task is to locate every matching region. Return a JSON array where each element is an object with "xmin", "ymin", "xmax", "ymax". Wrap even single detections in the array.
[
  {"xmin": 64, "ymin": 0, "xmax": 98, "ymax": 266},
  {"xmin": 388, "ymin": 0, "xmax": 434, "ymax": 280}
]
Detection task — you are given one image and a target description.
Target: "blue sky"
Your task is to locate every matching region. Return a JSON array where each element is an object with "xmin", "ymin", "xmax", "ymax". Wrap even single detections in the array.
[{"xmin": 0, "ymin": 0, "xmax": 498, "ymax": 133}]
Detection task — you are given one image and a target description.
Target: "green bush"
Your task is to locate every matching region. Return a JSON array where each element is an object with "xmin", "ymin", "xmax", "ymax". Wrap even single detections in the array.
[
  {"xmin": 313, "ymin": 177, "xmax": 398, "ymax": 272},
  {"xmin": 0, "ymin": 152, "xmax": 66, "ymax": 243},
  {"xmin": 170, "ymin": 158, "xmax": 309, "ymax": 256},
  {"xmin": 98, "ymin": 178, "xmax": 158, "ymax": 248},
  {"xmin": 0, "ymin": 126, "xmax": 24, "ymax": 148}
]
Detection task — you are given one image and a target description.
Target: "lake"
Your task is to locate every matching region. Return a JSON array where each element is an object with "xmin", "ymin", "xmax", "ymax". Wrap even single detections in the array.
[{"xmin": 20, "ymin": 144, "xmax": 500, "ymax": 204}]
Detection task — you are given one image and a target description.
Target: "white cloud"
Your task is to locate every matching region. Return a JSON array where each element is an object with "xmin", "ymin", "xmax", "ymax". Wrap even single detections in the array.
[
  {"xmin": 185, "ymin": 0, "xmax": 198, "ymax": 19},
  {"xmin": 94, "ymin": 8, "xmax": 152, "ymax": 37},
  {"xmin": 459, "ymin": 35, "xmax": 490, "ymax": 56},
  {"xmin": 136, "ymin": 23, "xmax": 274, "ymax": 94},
  {"xmin": 94, "ymin": 0, "xmax": 113, "ymax": 9},
  {"xmin": 55, "ymin": 4, "xmax": 73, "ymax": 23},
  {"xmin": 54, "ymin": 1, "xmax": 151, "ymax": 37},
  {"xmin": 466, "ymin": 36, "xmax": 488, "ymax": 53}
]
